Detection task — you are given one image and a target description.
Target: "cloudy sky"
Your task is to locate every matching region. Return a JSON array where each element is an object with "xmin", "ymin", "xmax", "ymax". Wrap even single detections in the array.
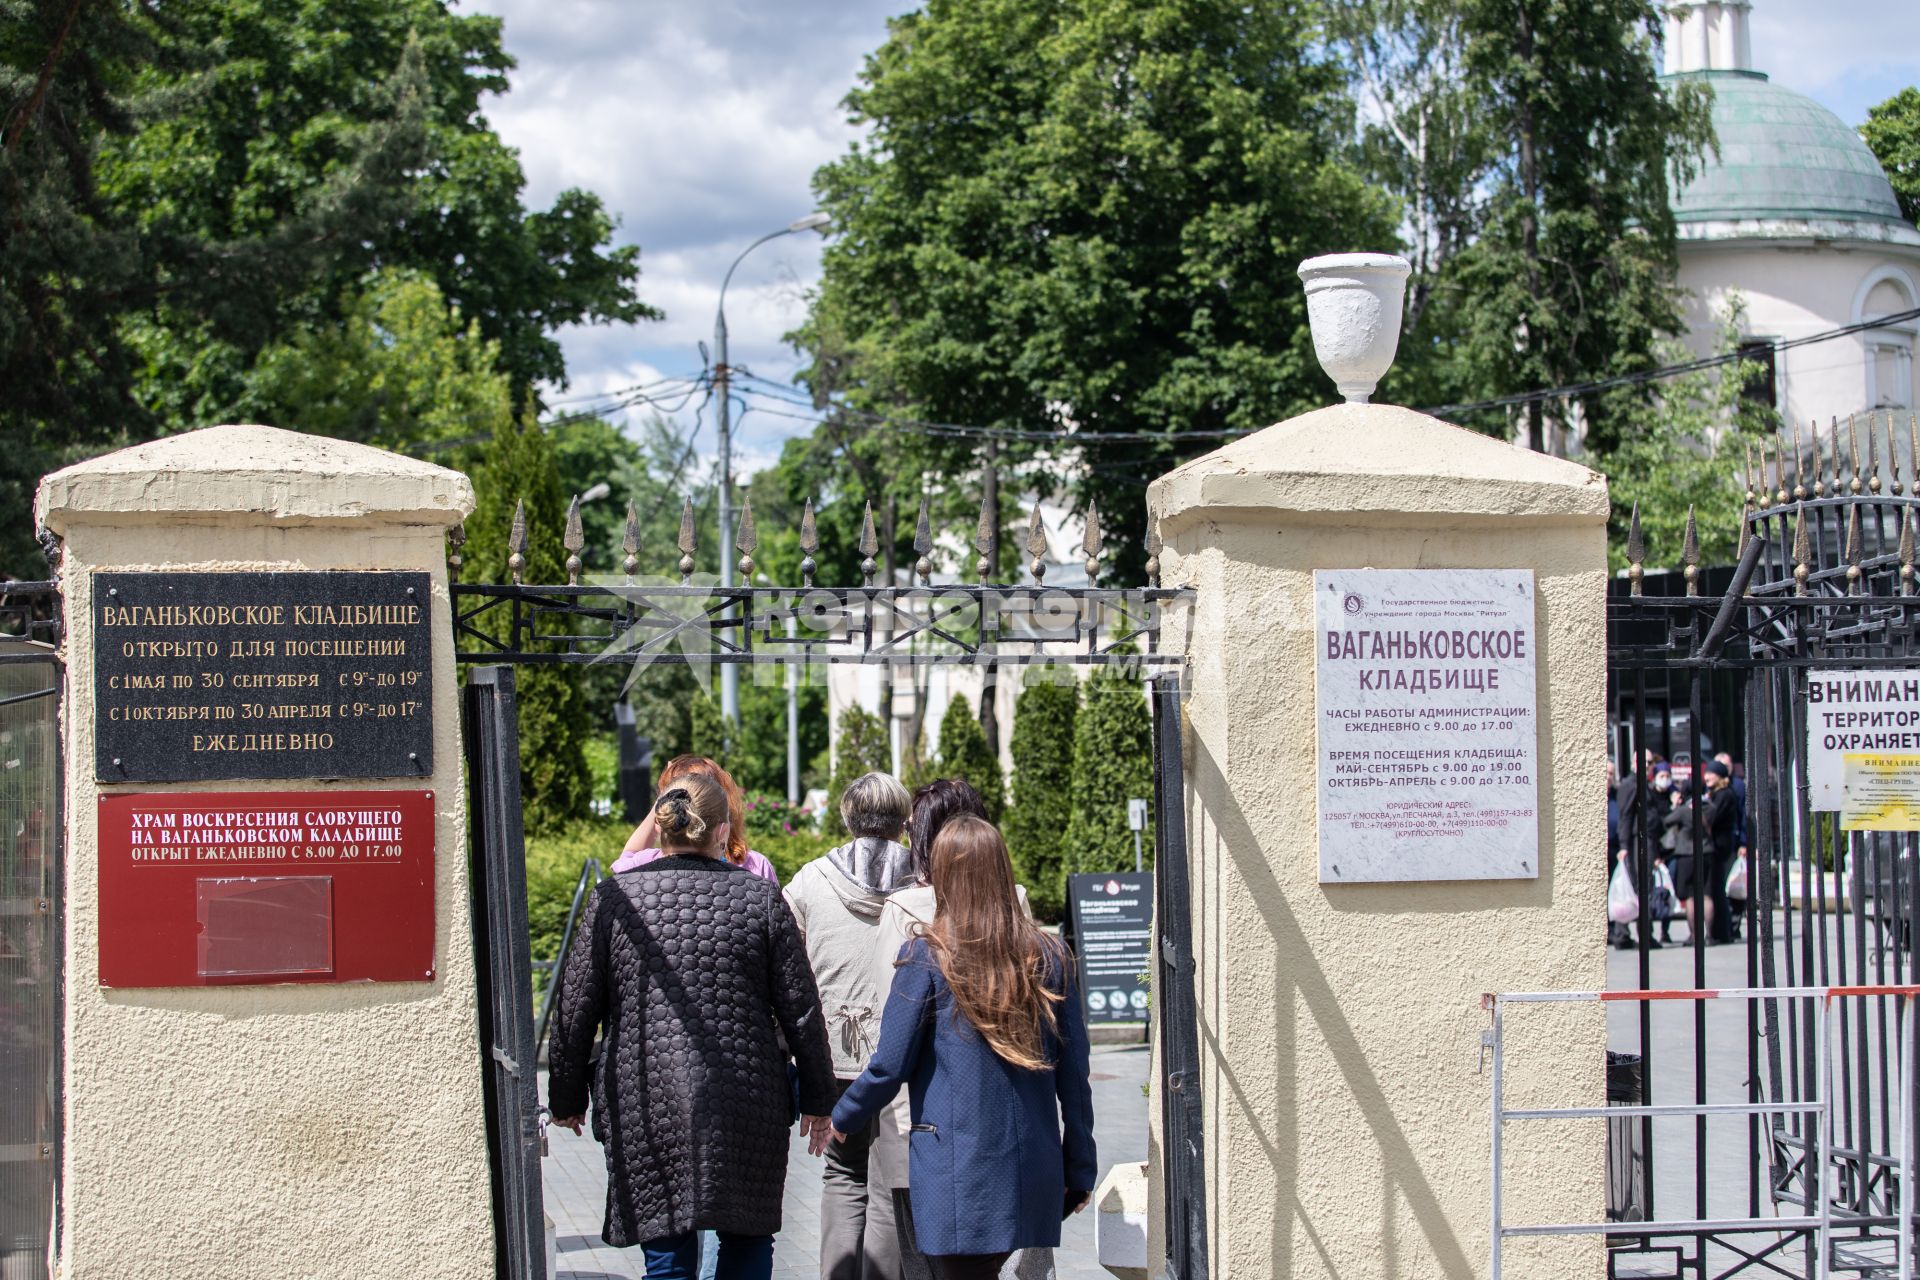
[{"xmin": 465, "ymin": 0, "xmax": 1920, "ymax": 480}]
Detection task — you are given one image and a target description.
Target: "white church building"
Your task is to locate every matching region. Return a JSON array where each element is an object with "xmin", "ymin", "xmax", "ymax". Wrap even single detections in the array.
[{"xmin": 1664, "ymin": 0, "xmax": 1919, "ymax": 422}]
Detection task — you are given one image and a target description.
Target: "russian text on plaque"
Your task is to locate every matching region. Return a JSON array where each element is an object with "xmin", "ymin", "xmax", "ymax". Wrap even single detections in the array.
[{"xmin": 94, "ymin": 571, "xmax": 434, "ymax": 782}]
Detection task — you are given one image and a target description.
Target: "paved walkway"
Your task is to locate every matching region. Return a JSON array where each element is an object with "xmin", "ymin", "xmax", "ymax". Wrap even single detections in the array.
[{"xmin": 546, "ymin": 1043, "xmax": 1152, "ymax": 1280}]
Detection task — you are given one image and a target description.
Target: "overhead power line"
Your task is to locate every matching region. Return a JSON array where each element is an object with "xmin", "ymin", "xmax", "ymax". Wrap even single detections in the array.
[{"xmin": 1421, "ymin": 306, "xmax": 1920, "ymax": 418}]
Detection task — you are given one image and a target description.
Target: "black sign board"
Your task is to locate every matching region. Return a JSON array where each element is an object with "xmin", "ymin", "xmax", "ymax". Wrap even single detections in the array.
[
  {"xmin": 1066, "ymin": 872, "xmax": 1153, "ymax": 1025},
  {"xmin": 94, "ymin": 571, "xmax": 433, "ymax": 783}
]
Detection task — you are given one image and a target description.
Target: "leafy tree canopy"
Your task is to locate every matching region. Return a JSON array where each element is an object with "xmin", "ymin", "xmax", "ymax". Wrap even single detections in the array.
[
  {"xmin": 800, "ymin": 0, "xmax": 1399, "ymax": 578},
  {"xmin": 1863, "ymin": 87, "xmax": 1920, "ymax": 227}
]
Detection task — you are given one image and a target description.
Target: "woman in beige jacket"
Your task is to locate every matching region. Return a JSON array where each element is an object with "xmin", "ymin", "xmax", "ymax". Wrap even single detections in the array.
[{"xmin": 785, "ymin": 773, "xmax": 917, "ymax": 1280}]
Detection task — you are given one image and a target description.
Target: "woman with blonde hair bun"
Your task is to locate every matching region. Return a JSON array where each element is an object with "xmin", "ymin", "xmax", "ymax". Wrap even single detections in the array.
[{"xmin": 549, "ymin": 772, "xmax": 836, "ymax": 1280}]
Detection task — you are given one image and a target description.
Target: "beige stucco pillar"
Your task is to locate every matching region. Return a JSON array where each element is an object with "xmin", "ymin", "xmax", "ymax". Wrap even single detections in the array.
[
  {"xmin": 1144, "ymin": 402, "xmax": 1611, "ymax": 1278},
  {"xmin": 34, "ymin": 425, "xmax": 491, "ymax": 1279}
]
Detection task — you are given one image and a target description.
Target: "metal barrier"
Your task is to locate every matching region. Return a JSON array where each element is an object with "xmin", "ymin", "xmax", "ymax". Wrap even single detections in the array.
[{"xmin": 1489, "ymin": 985, "xmax": 1919, "ymax": 1280}]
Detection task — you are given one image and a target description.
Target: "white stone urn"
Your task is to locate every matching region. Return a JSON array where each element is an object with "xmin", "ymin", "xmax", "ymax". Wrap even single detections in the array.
[{"xmin": 1297, "ymin": 252, "xmax": 1411, "ymax": 403}]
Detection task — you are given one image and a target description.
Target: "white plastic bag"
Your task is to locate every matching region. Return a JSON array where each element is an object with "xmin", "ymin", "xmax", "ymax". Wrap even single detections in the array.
[
  {"xmin": 1608, "ymin": 861, "xmax": 1640, "ymax": 924},
  {"xmin": 1726, "ymin": 854, "xmax": 1749, "ymax": 900}
]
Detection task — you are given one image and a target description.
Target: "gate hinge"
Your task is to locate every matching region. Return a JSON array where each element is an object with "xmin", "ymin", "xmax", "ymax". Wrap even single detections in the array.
[{"xmin": 490, "ymin": 1044, "xmax": 520, "ymax": 1077}]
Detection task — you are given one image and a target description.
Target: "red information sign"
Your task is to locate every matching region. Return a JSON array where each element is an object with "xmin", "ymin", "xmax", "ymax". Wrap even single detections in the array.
[{"xmin": 98, "ymin": 790, "xmax": 435, "ymax": 987}]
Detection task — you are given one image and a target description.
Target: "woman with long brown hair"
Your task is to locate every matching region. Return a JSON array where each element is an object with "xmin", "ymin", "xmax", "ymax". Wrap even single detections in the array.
[{"xmin": 822, "ymin": 816, "xmax": 1095, "ymax": 1280}]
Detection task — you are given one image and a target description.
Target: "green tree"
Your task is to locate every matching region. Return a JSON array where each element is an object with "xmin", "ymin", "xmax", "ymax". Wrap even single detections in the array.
[
  {"xmin": 242, "ymin": 269, "xmax": 512, "ymax": 452},
  {"xmin": 1863, "ymin": 88, "xmax": 1920, "ymax": 227},
  {"xmin": 687, "ymin": 688, "xmax": 728, "ymax": 764},
  {"xmin": 728, "ymin": 678, "xmax": 830, "ymax": 799},
  {"xmin": 935, "ymin": 694, "xmax": 1004, "ymax": 822},
  {"xmin": 802, "ymin": 0, "xmax": 1398, "ymax": 577},
  {"xmin": 1326, "ymin": 0, "xmax": 1713, "ymax": 447},
  {"xmin": 465, "ymin": 417, "xmax": 590, "ymax": 832},
  {"xmin": 1599, "ymin": 306, "xmax": 1777, "ymax": 570},
  {"xmin": 827, "ymin": 705, "xmax": 893, "ymax": 837},
  {"xmin": 0, "ymin": 0, "xmax": 652, "ymax": 579},
  {"xmin": 1003, "ymin": 677, "xmax": 1078, "ymax": 921},
  {"xmin": 103, "ymin": 0, "xmax": 653, "ymax": 421},
  {"xmin": 1063, "ymin": 668, "xmax": 1152, "ymax": 876}
]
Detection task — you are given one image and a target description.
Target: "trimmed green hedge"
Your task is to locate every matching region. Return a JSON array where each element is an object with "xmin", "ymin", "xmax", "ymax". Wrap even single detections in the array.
[
  {"xmin": 1063, "ymin": 667, "xmax": 1153, "ymax": 876},
  {"xmin": 1004, "ymin": 677, "xmax": 1077, "ymax": 921}
]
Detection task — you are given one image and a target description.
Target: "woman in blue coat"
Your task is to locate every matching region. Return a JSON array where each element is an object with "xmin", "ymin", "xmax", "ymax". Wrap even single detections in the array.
[{"xmin": 821, "ymin": 815, "xmax": 1096, "ymax": 1280}]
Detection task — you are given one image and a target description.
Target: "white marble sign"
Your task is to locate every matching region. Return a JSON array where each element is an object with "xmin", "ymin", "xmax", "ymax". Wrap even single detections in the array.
[{"xmin": 1314, "ymin": 569, "xmax": 1540, "ymax": 882}]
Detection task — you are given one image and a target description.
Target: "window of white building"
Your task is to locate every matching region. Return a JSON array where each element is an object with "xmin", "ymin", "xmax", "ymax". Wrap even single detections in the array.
[{"xmin": 1859, "ymin": 273, "xmax": 1917, "ymax": 411}]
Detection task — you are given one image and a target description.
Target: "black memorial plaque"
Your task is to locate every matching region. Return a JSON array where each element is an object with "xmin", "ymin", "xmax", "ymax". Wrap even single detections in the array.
[
  {"xmin": 1067, "ymin": 872, "xmax": 1153, "ymax": 1026},
  {"xmin": 94, "ymin": 571, "xmax": 433, "ymax": 782}
]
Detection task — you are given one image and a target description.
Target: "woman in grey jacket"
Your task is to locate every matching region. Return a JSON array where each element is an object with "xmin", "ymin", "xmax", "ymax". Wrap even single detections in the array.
[{"xmin": 785, "ymin": 772, "xmax": 917, "ymax": 1280}]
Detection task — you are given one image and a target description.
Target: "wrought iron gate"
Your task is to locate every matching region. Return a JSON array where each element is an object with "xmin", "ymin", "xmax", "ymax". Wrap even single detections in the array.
[
  {"xmin": 0, "ymin": 584, "xmax": 60, "ymax": 1280},
  {"xmin": 465, "ymin": 666, "xmax": 547, "ymax": 1280},
  {"xmin": 450, "ymin": 490, "xmax": 1201, "ymax": 1279},
  {"xmin": 1608, "ymin": 415, "xmax": 1920, "ymax": 1279}
]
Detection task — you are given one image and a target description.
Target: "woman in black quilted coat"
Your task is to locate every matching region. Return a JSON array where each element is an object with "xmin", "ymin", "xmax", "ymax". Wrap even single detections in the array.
[{"xmin": 549, "ymin": 773, "xmax": 837, "ymax": 1280}]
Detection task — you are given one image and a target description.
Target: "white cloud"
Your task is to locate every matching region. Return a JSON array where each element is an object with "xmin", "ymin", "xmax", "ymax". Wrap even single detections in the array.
[{"xmin": 473, "ymin": 0, "xmax": 1920, "ymax": 486}]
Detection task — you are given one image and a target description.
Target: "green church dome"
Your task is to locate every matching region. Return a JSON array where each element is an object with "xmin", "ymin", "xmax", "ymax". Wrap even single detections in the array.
[{"xmin": 1665, "ymin": 71, "xmax": 1908, "ymax": 228}]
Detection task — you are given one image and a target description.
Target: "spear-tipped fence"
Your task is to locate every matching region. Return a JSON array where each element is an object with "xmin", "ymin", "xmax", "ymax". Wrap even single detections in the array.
[{"xmin": 447, "ymin": 488, "xmax": 1186, "ymax": 671}]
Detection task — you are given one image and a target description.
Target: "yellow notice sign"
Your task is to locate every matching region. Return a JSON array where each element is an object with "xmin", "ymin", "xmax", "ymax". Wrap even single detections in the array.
[{"xmin": 1841, "ymin": 753, "xmax": 1920, "ymax": 831}]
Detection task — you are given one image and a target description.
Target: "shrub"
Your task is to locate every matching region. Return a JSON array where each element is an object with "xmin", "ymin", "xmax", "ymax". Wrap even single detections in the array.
[
  {"xmin": 466, "ymin": 418, "xmax": 590, "ymax": 833},
  {"xmin": 742, "ymin": 792, "xmax": 839, "ymax": 881},
  {"xmin": 525, "ymin": 817, "xmax": 628, "ymax": 1000},
  {"xmin": 688, "ymin": 686, "xmax": 728, "ymax": 762},
  {"xmin": 827, "ymin": 704, "xmax": 892, "ymax": 835},
  {"xmin": 1063, "ymin": 668, "xmax": 1153, "ymax": 876},
  {"xmin": 1004, "ymin": 677, "xmax": 1078, "ymax": 921},
  {"xmin": 935, "ymin": 694, "xmax": 1004, "ymax": 821}
]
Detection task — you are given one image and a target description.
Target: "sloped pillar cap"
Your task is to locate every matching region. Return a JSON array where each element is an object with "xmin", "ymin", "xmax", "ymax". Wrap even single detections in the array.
[
  {"xmin": 1149, "ymin": 402, "xmax": 1607, "ymax": 529},
  {"xmin": 36, "ymin": 424, "xmax": 475, "ymax": 535}
]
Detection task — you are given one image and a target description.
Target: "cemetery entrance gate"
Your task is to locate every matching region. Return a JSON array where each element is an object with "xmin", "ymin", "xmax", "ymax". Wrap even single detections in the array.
[{"xmin": 447, "ymin": 495, "xmax": 1202, "ymax": 1280}]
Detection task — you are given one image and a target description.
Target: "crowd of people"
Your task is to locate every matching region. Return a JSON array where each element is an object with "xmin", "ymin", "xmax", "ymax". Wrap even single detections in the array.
[
  {"xmin": 547, "ymin": 754, "xmax": 1096, "ymax": 1280},
  {"xmin": 1608, "ymin": 749, "xmax": 1750, "ymax": 949}
]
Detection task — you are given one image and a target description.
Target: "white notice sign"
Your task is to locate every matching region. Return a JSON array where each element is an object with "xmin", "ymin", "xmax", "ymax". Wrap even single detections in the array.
[
  {"xmin": 1314, "ymin": 569, "xmax": 1540, "ymax": 883},
  {"xmin": 1804, "ymin": 668, "xmax": 1920, "ymax": 810}
]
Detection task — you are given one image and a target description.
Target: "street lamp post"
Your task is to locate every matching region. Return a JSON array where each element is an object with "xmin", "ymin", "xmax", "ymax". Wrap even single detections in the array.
[{"xmin": 713, "ymin": 211, "xmax": 831, "ymax": 724}]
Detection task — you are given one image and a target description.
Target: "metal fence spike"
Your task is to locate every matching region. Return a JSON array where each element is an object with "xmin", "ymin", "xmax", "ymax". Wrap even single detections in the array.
[
  {"xmin": 1888, "ymin": 412, "xmax": 1904, "ymax": 497},
  {"xmin": 1911, "ymin": 415, "xmax": 1919, "ymax": 508},
  {"xmin": 1793, "ymin": 503, "xmax": 1811, "ymax": 595},
  {"xmin": 1791, "ymin": 420, "xmax": 1807, "ymax": 501},
  {"xmin": 914, "ymin": 495, "xmax": 933, "ymax": 586},
  {"xmin": 1737, "ymin": 496, "xmax": 1753, "ymax": 560},
  {"xmin": 1081, "ymin": 501, "xmax": 1102, "ymax": 583},
  {"xmin": 1026, "ymin": 503, "xmax": 1048, "ymax": 583},
  {"xmin": 1743, "ymin": 441, "xmax": 1757, "ymax": 509},
  {"xmin": 1846, "ymin": 503, "xmax": 1864, "ymax": 592},
  {"xmin": 1682, "ymin": 505, "xmax": 1700, "ymax": 596},
  {"xmin": 508, "ymin": 500, "xmax": 527, "ymax": 585},
  {"xmin": 1807, "ymin": 424, "xmax": 1826, "ymax": 498},
  {"xmin": 1827, "ymin": 418, "xmax": 1840, "ymax": 501},
  {"xmin": 799, "ymin": 498, "xmax": 819, "ymax": 589},
  {"xmin": 1849, "ymin": 415, "xmax": 1863, "ymax": 496},
  {"xmin": 859, "ymin": 501, "xmax": 879, "ymax": 587},
  {"xmin": 623, "ymin": 502, "xmax": 640, "ymax": 579},
  {"xmin": 1903, "ymin": 508, "xmax": 1917, "ymax": 595},
  {"xmin": 1145, "ymin": 521, "xmax": 1163, "ymax": 589},
  {"xmin": 677, "ymin": 497, "xmax": 696, "ymax": 580},
  {"xmin": 975, "ymin": 489, "xmax": 996, "ymax": 583},
  {"xmin": 1869, "ymin": 416, "xmax": 1883, "ymax": 495},
  {"xmin": 736, "ymin": 499, "xmax": 757, "ymax": 580},
  {"xmin": 1626, "ymin": 502, "xmax": 1646, "ymax": 598},
  {"xmin": 564, "ymin": 495, "xmax": 585, "ymax": 585},
  {"xmin": 447, "ymin": 522, "xmax": 466, "ymax": 585}
]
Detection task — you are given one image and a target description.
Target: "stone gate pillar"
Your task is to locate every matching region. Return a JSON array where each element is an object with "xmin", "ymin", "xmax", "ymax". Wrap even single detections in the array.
[
  {"xmin": 1145, "ymin": 259, "xmax": 1611, "ymax": 1277},
  {"xmin": 35, "ymin": 426, "xmax": 490, "ymax": 1278}
]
